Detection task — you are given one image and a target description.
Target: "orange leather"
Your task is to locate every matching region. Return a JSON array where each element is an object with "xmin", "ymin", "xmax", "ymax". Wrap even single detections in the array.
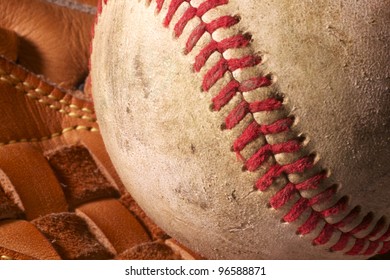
[
  {"xmin": 0, "ymin": 27, "xmax": 18, "ymax": 62},
  {"xmin": 0, "ymin": 144, "xmax": 69, "ymax": 221},
  {"xmin": 74, "ymin": 0, "xmax": 98, "ymax": 5},
  {"xmin": 0, "ymin": 0, "xmax": 95, "ymax": 89},
  {"xmin": 0, "ymin": 219, "xmax": 61, "ymax": 260},
  {"xmin": 77, "ymin": 199, "xmax": 151, "ymax": 254}
]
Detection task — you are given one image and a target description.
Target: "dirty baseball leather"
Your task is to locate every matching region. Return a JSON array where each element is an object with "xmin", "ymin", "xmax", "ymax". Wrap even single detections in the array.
[
  {"xmin": 0, "ymin": 0, "xmax": 199, "ymax": 260},
  {"xmin": 91, "ymin": 0, "xmax": 390, "ymax": 259}
]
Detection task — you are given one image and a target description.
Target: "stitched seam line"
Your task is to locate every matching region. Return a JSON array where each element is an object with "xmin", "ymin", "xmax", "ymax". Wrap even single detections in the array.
[
  {"xmin": 156, "ymin": 0, "xmax": 389, "ymax": 256},
  {"xmin": 0, "ymin": 126, "xmax": 99, "ymax": 147},
  {"xmin": 95, "ymin": 0, "xmax": 389, "ymax": 256},
  {"xmin": 159, "ymin": 0, "xmax": 390, "ymax": 256},
  {"xmin": 0, "ymin": 65, "xmax": 96, "ymax": 122}
]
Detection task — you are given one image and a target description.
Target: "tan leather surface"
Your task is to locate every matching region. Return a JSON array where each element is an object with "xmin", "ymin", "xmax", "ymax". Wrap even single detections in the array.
[
  {"xmin": 0, "ymin": 0, "xmax": 95, "ymax": 89},
  {"xmin": 73, "ymin": 0, "xmax": 98, "ymax": 5},
  {"xmin": 0, "ymin": 219, "xmax": 61, "ymax": 260},
  {"xmin": 77, "ymin": 199, "xmax": 151, "ymax": 254},
  {"xmin": 0, "ymin": 144, "xmax": 69, "ymax": 220},
  {"xmin": 0, "ymin": 27, "xmax": 18, "ymax": 62}
]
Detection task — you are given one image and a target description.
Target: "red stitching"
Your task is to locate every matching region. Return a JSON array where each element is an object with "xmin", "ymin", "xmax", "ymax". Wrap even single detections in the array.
[
  {"xmin": 270, "ymin": 182, "xmax": 297, "ymax": 210},
  {"xmin": 211, "ymin": 80, "xmax": 240, "ymax": 110},
  {"xmin": 256, "ymin": 156, "xmax": 315, "ymax": 191},
  {"xmin": 185, "ymin": 16, "xmax": 240, "ymax": 54},
  {"xmin": 330, "ymin": 233, "xmax": 350, "ymax": 252},
  {"xmin": 174, "ymin": 6, "xmax": 197, "ymax": 36},
  {"xmin": 345, "ymin": 239, "xmax": 366, "ymax": 255},
  {"xmin": 364, "ymin": 241, "xmax": 380, "ymax": 256},
  {"xmin": 203, "ymin": 55, "xmax": 262, "ymax": 92},
  {"xmin": 333, "ymin": 206, "xmax": 361, "ymax": 228},
  {"xmin": 174, "ymin": 1, "xmax": 233, "ymax": 37},
  {"xmin": 257, "ymin": 141, "xmax": 301, "ymax": 165},
  {"xmin": 164, "ymin": 0, "xmax": 187, "ymax": 27},
  {"xmin": 233, "ymin": 118, "xmax": 294, "ymax": 154},
  {"xmin": 223, "ymin": 97, "xmax": 278, "ymax": 130},
  {"xmin": 283, "ymin": 187, "xmax": 339, "ymax": 226},
  {"xmin": 320, "ymin": 196, "xmax": 349, "ymax": 218},
  {"xmin": 313, "ymin": 223, "xmax": 335, "ymax": 246},
  {"xmin": 156, "ymin": 0, "xmax": 165, "ymax": 12},
  {"xmin": 94, "ymin": 0, "xmax": 389, "ymax": 257},
  {"xmin": 378, "ymin": 242, "xmax": 390, "ymax": 254},
  {"xmin": 349, "ymin": 212, "xmax": 374, "ymax": 235},
  {"xmin": 377, "ymin": 226, "xmax": 390, "ymax": 242},
  {"xmin": 297, "ymin": 211, "xmax": 322, "ymax": 235},
  {"xmin": 194, "ymin": 34, "xmax": 252, "ymax": 73},
  {"xmin": 295, "ymin": 172, "xmax": 327, "ymax": 190},
  {"xmin": 309, "ymin": 186, "xmax": 338, "ymax": 206},
  {"xmin": 196, "ymin": 0, "xmax": 228, "ymax": 16},
  {"xmin": 284, "ymin": 198, "xmax": 310, "ymax": 223},
  {"xmin": 245, "ymin": 140, "xmax": 301, "ymax": 172},
  {"xmin": 366, "ymin": 217, "xmax": 386, "ymax": 239}
]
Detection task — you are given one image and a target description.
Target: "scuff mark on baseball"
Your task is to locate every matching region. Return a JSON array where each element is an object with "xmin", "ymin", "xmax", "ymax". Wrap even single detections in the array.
[{"xmin": 91, "ymin": 0, "xmax": 390, "ymax": 259}]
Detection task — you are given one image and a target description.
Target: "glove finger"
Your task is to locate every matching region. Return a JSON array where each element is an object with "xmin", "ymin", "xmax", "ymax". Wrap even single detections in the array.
[{"xmin": 0, "ymin": 0, "xmax": 96, "ymax": 89}]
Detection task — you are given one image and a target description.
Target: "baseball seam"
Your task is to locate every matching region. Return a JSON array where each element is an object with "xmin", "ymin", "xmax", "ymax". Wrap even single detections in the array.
[{"xmin": 94, "ymin": 0, "xmax": 390, "ymax": 257}]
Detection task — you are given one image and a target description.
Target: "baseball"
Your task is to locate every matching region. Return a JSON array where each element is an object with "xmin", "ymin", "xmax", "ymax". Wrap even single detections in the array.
[{"xmin": 91, "ymin": 0, "xmax": 390, "ymax": 259}]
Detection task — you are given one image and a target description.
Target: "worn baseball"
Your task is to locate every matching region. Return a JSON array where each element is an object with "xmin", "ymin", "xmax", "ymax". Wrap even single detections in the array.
[{"xmin": 91, "ymin": 0, "xmax": 390, "ymax": 259}]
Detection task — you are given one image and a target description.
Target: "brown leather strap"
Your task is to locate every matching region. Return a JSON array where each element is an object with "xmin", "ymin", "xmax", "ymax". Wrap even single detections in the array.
[{"xmin": 0, "ymin": 220, "xmax": 61, "ymax": 260}]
